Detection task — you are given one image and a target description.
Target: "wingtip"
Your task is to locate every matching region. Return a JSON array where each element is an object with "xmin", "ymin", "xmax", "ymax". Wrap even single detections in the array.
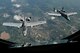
[
  {"xmin": 2, "ymin": 23, "xmax": 6, "ymax": 26},
  {"xmin": 74, "ymin": 12, "xmax": 78, "ymax": 14}
]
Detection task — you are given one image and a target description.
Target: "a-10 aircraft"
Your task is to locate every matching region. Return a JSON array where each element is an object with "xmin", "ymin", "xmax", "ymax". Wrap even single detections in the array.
[
  {"xmin": 3, "ymin": 15, "xmax": 46, "ymax": 36},
  {"xmin": 47, "ymin": 7, "xmax": 78, "ymax": 21}
]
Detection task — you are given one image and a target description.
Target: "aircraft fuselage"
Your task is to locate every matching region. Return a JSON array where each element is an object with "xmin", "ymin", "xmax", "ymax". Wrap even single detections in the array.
[
  {"xmin": 57, "ymin": 10, "xmax": 70, "ymax": 21},
  {"xmin": 20, "ymin": 18, "xmax": 30, "ymax": 36}
]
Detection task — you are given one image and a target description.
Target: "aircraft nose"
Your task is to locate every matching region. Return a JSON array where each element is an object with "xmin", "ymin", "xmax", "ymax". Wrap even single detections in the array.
[{"xmin": 68, "ymin": 17, "xmax": 70, "ymax": 21}]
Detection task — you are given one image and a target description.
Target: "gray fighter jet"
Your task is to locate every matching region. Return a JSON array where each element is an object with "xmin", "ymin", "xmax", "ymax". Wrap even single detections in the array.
[
  {"xmin": 3, "ymin": 16, "xmax": 46, "ymax": 36},
  {"xmin": 47, "ymin": 7, "xmax": 77, "ymax": 21}
]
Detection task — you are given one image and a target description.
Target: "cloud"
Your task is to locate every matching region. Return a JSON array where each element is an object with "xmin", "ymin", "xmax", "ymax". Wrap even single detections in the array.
[
  {"xmin": 13, "ymin": 4, "xmax": 21, "ymax": 8},
  {"xmin": 14, "ymin": 15, "xmax": 22, "ymax": 21},
  {"xmin": 11, "ymin": 0, "xmax": 16, "ymax": 3},
  {"xmin": 14, "ymin": 10, "xmax": 22, "ymax": 13},
  {"xmin": 3, "ymin": 13, "xmax": 10, "ymax": 18},
  {"xmin": 51, "ymin": 17, "xmax": 55, "ymax": 20}
]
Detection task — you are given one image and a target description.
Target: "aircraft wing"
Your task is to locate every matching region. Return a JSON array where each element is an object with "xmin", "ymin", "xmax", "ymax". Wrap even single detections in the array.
[
  {"xmin": 47, "ymin": 12, "xmax": 61, "ymax": 16},
  {"xmin": 66, "ymin": 12, "xmax": 77, "ymax": 16},
  {"xmin": 3, "ymin": 22, "xmax": 22, "ymax": 28},
  {"xmin": 26, "ymin": 21, "xmax": 46, "ymax": 27}
]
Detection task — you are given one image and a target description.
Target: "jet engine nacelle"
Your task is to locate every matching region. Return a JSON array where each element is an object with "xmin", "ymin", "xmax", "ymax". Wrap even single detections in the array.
[
  {"xmin": 61, "ymin": 7, "xmax": 65, "ymax": 12},
  {"xmin": 54, "ymin": 10, "xmax": 57, "ymax": 12},
  {"xmin": 25, "ymin": 17, "xmax": 31, "ymax": 21},
  {"xmin": 53, "ymin": 8, "xmax": 57, "ymax": 12}
]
